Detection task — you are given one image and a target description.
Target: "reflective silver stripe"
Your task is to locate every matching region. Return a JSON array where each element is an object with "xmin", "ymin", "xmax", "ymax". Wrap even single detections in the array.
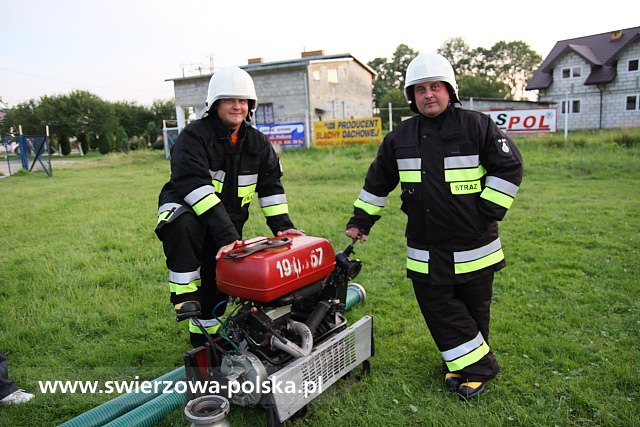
[
  {"xmin": 238, "ymin": 174, "xmax": 258, "ymax": 186},
  {"xmin": 444, "ymin": 155, "xmax": 479, "ymax": 169},
  {"xmin": 259, "ymin": 194, "xmax": 287, "ymax": 207},
  {"xmin": 453, "ymin": 238, "xmax": 502, "ymax": 263},
  {"xmin": 209, "ymin": 169, "xmax": 226, "ymax": 182},
  {"xmin": 485, "ymin": 176, "xmax": 519, "ymax": 197},
  {"xmin": 441, "ymin": 331, "xmax": 485, "ymax": 361},
  {"xmin": 397, "ymin": 158, "xmax": 421, "ymax": 170},
  {"xmin": 157, "ymin": 202, "xmax": 182, "ymax": 216},
  {"xmin": 191, "ymin": 318, "xmax": 220, "ymax": 328},
  {"xmin": 358, "ymin": 189, "xmax": 387, "ymax": 207},
  {"xmin": 185, "ymin": 185, "xmax": 215, "ymax": 206},
  {"xmin": 407, "ymin": 246, "xmax": 430, "ymax": 262},
  {"xmin": 169, "ymin": 269, "xmax": 200, "ymax": 285}
]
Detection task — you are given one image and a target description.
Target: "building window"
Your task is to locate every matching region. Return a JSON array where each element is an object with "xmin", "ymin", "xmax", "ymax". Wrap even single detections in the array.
[
  {"xmin": 572, "ymin": 100, "xmax": 580, "ymax": 113},
  {"xmin": 328, "ymin": 68, "xmax": 338, "ymax": 83},
  {"xmin": 626, "ymin": 95, "xmax": 639, "ymax": 111},
  {"xmin": 561, "ymin": 67, "xmax": 581, "ymax": 79},
  {"xmin": 561, "ymin": 99, "xmax": 581, "ymax": 114},
  {"xmin": 312, "ymin": 70, "xmax": 320, "ymax": 81},
  {"xmin": 255, "ymin": 103, "xmax": 274, "ymax": 125},
  {"xmin": 629, "ymin": 59, "xmax": 639, "ymax": 72}
]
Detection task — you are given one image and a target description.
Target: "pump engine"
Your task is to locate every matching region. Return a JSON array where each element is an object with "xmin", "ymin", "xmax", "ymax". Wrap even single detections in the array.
[{"xmin": 181, "ymin": 234, "xmax": 373, "ymax": 426}]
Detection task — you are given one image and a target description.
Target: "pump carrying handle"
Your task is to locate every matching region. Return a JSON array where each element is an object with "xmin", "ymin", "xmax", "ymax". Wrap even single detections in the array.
[
  {"xmin": 343, "ymin": 233, "xmax": 362, "ymax": 257},
  {"xmin": 224, "ymin": 237, "xmax": 292, "ymax": 259}
]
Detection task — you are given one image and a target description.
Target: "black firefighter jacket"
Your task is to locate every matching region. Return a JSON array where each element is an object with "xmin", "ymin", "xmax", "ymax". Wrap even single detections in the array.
[
  {"xmin": 156, "ymin": 113, "xmax": 294, "ymax": 249},
  {"xmin": 348, "ymin": 106, "xmax": 523, "ymax": 284}
]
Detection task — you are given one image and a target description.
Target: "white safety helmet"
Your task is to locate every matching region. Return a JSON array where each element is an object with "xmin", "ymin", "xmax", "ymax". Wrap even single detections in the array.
[
  {"xmin": 404, "ymin": 53, "xmax": 460, "ymax": 112},
  {"xmin": 205, "ymin": 66, "xmax": 258, "ymax": 114}
]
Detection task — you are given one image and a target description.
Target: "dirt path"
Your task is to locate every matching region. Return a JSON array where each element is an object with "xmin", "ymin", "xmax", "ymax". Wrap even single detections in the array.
[{"xmin": 0, "ymin": 157, "xmax": 84, "ymax": 178}]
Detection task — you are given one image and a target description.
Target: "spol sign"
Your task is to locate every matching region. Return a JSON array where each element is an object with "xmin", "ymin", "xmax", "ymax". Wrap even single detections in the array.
[
  {"xmin": 313, "ymin": 117, "xmax": 383, "ymax": 147},
  {"xmin": 483, "ymin": 108, "xmax": 557, "ymax": 133}
]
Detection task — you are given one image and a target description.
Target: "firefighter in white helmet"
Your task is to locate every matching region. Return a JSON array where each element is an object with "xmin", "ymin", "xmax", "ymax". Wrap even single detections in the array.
[
  {"xmin": 346, "ymin": 52, "xmax": 523, "ymax": 400},
  {"xmin": 155, "ymin": 66, "xmax": 304, "ymax": 347}
]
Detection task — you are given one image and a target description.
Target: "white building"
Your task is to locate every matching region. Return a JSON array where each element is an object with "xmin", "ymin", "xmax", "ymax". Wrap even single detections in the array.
[
  {"xmin": 526, "ymin": 26, "xmax": 640, "ymax": 130},
  {"xmin": 166, "ymin": 50, "xmax": 376, "ymax": 137}
]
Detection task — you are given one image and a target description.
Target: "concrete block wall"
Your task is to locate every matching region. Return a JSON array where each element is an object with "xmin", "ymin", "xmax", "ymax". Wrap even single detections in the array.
[
  {"xmin": 307, "ymin": 59, "xmax": 374, "ymax": 121},
  {"xmin": 537, "ymin": 44, "xmax": 640, "ymax": 130},
  {"xmin": 252, "ymin": 69, "xmax": 308, "ymax": 123},
  {"xmin": 170, "ymin": 58, "xmax": 374, "ymax": 130},
  {"xmin": 602, "ymin": 43, "xmax": 640, "ymax": 128}
]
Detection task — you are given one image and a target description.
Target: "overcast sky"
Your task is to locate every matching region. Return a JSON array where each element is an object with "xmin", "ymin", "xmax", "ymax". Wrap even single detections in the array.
[{"xmin": 1, "ymin": 0, "xmax": 638, "ymax": 107}]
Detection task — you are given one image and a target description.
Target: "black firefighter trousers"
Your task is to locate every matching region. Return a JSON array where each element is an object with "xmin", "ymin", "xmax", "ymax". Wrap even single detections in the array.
[
  {"xmin": 412, "ymin": 272, "xmax": 500, "ymax": 383},
  {"xmin": 156, "ymin": 212, "xmax": 228, "ymax": 348}
]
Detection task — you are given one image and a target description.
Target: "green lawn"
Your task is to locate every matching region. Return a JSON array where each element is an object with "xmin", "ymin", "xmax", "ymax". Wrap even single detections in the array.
[{"xmin": 0, "ymin": 132, "xmax": 638, "ymax": 427}]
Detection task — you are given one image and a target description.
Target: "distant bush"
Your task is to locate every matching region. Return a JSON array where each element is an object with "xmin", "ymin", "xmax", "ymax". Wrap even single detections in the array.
[
  {"xmin": 129, "ymin": 136, "xmax": 144, "ymax": 151},
  {"xmin": 152, "ymin": 139, "xmax": 164, "ymax": 150},
  {"xmin": 60, "ymin": 135, "xmax": 71, "ymax": 156},
  {"xmin": 115, "ymin": 127, "xmax": 129, "ymax": 153},
  {"xmin": 98, "ymin": 133, "xmax": 114, "ymax": 154}
]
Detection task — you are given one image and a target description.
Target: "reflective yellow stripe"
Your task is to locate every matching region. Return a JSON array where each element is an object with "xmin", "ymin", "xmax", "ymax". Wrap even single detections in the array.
[
  {"xmin": 399, "ymin": 170, "xmax": 421, "ymax": 182},
  {"xmin": 212, "ymin": 180, "xmax": 223, "ymax": 193},
  {"xmin": 407, "ymin": 258, "xmax": 429, "ymax": 274},
  {"xmin": 262, "ymin": 204, "xmax": 288, "ymax": 217},
  {"xmin": 189, "ymin": 319, "xmax": 221, "ymax": 334},
  {"xmin": 238, "ymin": 184, "xmax": 256, "ymax": 207},
  {"xmin": 450, "ymin": 180, "xmax": 482, "ymax": 195},
  {"xmin": 407, "ymin": 247, "xmax": 429, "ymax": 274},
  {"xmin": 481, "ymin": 187, "xmax": 514, "ymax": 209},
  {"xmin": 156, "ymin": 203, "xmax": 182, "ymax": 225},
  {"xmin": 210, "ymin": 170, "xmax": 225, "ymax": 193},
  {"xmin": 354, "ymin": 199, "xmax": 383, "ymax": 216},
  {"xmin": 156, "ymin": 211, "xmax": 171, "ymax": 225},
  {"xmin": 454, "ymin": 249, "xmax": 504, "ymax": 274},
  {"xmin": 444, "ymin": 165, "xmax": 486, "ymax": 182},
  {"xmin": 445, "ymin": 341, "xmax": 490, "ymax": 371},
  {"xmin": 192, "ymin": 194, "xmax": 221, "ymax": 216},
  {"xmin": 169, "ymin": 281, "xmax": 199, "ymax": 295},
  {"xmin": 238, "ymin": 184, "xmax": 256, "ymax": 198}
]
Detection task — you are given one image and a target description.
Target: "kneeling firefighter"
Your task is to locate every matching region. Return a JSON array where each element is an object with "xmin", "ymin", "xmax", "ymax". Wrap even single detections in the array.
[
  {"xmin": 345, "ymin": 53, "xmax": 523, "ymax": 399},
  {"xmin": 155, "ymin": 66, "xmax": 303, "ymax": 347}
]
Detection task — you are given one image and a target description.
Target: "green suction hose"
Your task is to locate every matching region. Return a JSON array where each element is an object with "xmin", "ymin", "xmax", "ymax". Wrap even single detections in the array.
[
  {"xmin": 101, "ymin": 390, "xmax": 188, "ymax": 427},
  {"xmin": 59, "ymin": 283, "xmax": 367, "ymax": 427},
  {"xmin": 58, "ymin": 366, "xmax": 186, "ymax": 427},
  {"xmin": 345, "ymin": 283, "xmax": 366, "ymax": 311}
]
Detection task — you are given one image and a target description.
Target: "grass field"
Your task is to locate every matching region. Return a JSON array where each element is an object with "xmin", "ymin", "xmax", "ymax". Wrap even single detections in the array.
[{"xmin": 0, "ymin": 130, "xmax": 638, "ymax": 427}]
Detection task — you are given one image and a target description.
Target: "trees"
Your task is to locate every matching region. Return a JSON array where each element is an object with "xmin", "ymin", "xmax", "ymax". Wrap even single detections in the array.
[
  {"xmin": 369, "ymin": 44, "xmax": 419, "ymax": 128},
  {"xmin": 368, "ymin": 38, "xmax": 542, "ymax": 118},
  {"xmin": 0, "ymin": 92, "xmax": 174, "ymax": 155},
  {"xmin": 479, "ymin": 41, "xmax": 542, "ymax": 99},
  {"xmin": 442, "ymin": 38, "xmax": 541, "ymax": 100},
  {"xmin": 111, "ymin": 101, "xmax": 154, "ymax": 138},
  {"xmin": 370, "ymin": 44, "xmax": 419, "ymax": 109}
]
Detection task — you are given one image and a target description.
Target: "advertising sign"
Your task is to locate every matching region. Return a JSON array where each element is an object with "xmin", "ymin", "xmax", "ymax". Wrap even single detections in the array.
[
  {"xmin": 257, "ymin": 122, "xmax": 306, "ymax": 149},
  {"xmin": 313, "ymin": 118, "xmax": 383, "ymax": 147},
  {"xmin": 482, "ymin": 108, "xmax": 557, "ymax": 133}
]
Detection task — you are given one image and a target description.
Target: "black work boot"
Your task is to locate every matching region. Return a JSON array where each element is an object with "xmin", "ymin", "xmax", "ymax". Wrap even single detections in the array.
[{"xmin": 456, "ymin": 381, "xmax": 487, "ymax": 400}]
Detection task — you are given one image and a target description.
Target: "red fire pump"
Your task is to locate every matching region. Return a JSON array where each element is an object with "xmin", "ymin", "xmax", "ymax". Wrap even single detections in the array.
[{"xmin": 179, "ymin": 234, "xmax": 374, "ymax": 427}]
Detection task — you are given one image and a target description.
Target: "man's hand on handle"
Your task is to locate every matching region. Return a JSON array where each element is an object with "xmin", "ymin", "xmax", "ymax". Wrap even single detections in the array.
[{"xmin": 346, "ymin": 227, "xmax": 367, "ymax": 242}]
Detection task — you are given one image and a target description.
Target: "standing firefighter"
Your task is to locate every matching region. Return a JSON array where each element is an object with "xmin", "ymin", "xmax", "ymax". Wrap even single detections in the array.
[
  {"xmin": 156, "ymin": 66, "xmax": 303, "ymax": 347},
  {"xmin": 346, "ymin": 53, "xmax": 523, "ymax": 399}
]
